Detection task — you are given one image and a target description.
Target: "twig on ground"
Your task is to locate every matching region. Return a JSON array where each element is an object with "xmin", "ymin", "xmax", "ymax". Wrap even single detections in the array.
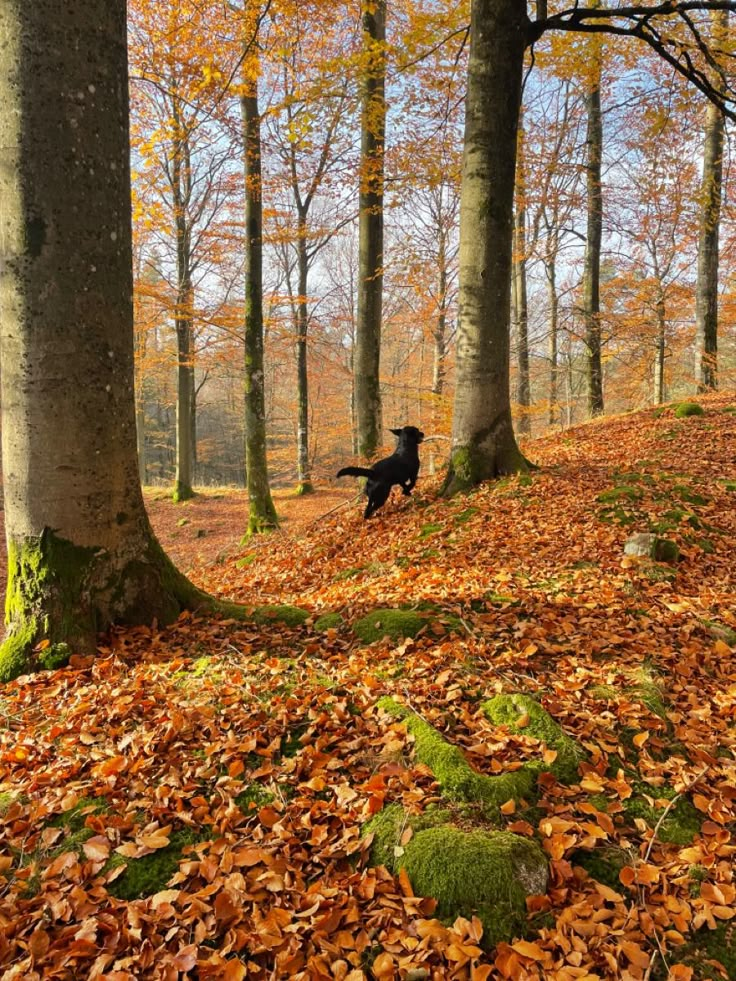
[{"xmin": 307, "ymin": 493, "xmax": 361, "ymax": 527}]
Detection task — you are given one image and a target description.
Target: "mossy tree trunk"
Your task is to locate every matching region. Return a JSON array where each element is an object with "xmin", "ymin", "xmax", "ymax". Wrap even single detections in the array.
[
  {"xmin": 694, "ymin": 8, "xmax": 727, "ymax": 394},
  {"xmin": 354, "ymin": 0, "xmax": 386, "ymax": 461},
  {"xmin": 240, "ymin": 65, "xmax": 278, "ymax": 537},
  {"xmin": 442, "ymin": 0, "xmax": 531, "ymax": 496},
  {"xmin": 0, "ymin": 0, "xmax": 210, "ymax": 681}
]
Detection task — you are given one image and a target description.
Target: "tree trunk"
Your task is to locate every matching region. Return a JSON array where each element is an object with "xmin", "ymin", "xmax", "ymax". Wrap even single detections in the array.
[
  {"xmin": 170, "ymin": 90, "xmax": 196, "ymax": 503},
  {"xmin": 442, "ymin": 0, "xmax": 530, "ymax": 496},
  {"xmin": 295, "ymin": 212, "xmax": 313, "ymax": 494},
  {"xmin": 653, "ymin": 288, "xmax": 666, "ymax": 405},
  {"xmin": 694, "ymin": 9, "xmax": 726, "ymax": 394},
  {"xmin": 241, "ymin": 74, "xmax": 278, "ymax": 536},
  {"xmin": 354, "ymin": 0, "xmax": 386, "ymax": 460},
  {"xmin": 583, "ymin": 46, "xmax": 604, "ymax": 417},
  {"xmin": 545, "ymin": 242, "xmax": 560, "ymax": 425},
  {"xmin": 173, "ymin": 283, "xmax": 195, "ymax": 502},
  {"xmin": 513, "ymin": 125, "xmax": 531, "ymax": 436},
  {"xmin": 0, "ymin": 0, "xmax": 210, "ymax": 681}
]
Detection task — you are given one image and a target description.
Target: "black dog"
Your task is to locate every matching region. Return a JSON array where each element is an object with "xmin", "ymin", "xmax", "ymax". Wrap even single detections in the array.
[{"xmin": 337, "ymin": 426, "xmax": 424, "ymax": 519}]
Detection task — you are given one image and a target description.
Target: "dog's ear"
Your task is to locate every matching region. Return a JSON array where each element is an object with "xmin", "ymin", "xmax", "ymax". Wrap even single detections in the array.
[{"xmin": 390, "ymin": 427, "xmax": 403, "ymax": 436}]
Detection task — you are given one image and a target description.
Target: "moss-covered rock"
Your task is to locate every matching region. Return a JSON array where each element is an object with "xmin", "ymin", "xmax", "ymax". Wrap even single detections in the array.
[
  {"xmin": 354, "ymin": 609, "xmax": 427, "ymax": 644},
  {"xmin": 624, "ymin": 533, "xmax": 679, "ymax": 563},
  {"xmin": 674, "ymin": 402, "xmax": 704, "ymax": 419},
  {"xmin": 378, "ymin": 698, "xmax": 536, "ymax": 816},
  {"xmin": 363, "ymin": 802, "xmax": 453, "ymax": 869},
  {"xmin": 482, "ymin": 694, "xmax": 585, "ymax": 784},
  {"xmin": 364, "ymin": 802, "xmax": 547, "ymax": 947},
  {"xmin": 401, "ymin": 826, "xmax": 548, "ymax": 948},
  {"xmin": 250, "ymin": 604, "xmax": 310, "ymax": 627}
]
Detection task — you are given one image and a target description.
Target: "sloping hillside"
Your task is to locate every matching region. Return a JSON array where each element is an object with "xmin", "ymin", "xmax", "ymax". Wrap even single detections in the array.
[{"xmin": 1, "ymin": 395, "xmax": 735, "ymax": 980}]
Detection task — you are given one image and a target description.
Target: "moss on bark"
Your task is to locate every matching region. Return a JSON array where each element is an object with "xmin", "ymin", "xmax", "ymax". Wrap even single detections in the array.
[
  {"xmin": 442, "ymin": 442, "xmax": 533, "ymax": 497},
  {"xmin": 172, "ymin": 481, "xmax": 195, "ymax": 503},
  {"xmin": 0, "ymin": 528, "xmax": 255, "ymax": 683}
]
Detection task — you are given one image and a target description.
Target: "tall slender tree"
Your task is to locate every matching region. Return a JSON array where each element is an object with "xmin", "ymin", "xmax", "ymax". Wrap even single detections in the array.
[
  {"xmin": 240, "ymin": 8, "xmax": 278, "ymax": 536},
  {"xmin": 694, "ymin": 7, "xmax": 728, "ymax": 393},
  {"xmin": 354, "ymin": 0, "xmax": 387, "ymax": 460},
  {"xmin": 0, "ymin": 0, "xmax": 226, "ymax": 682},
  {"xmin": 583, "ymin": 21, "xmax": 605, "ymax": 417}
]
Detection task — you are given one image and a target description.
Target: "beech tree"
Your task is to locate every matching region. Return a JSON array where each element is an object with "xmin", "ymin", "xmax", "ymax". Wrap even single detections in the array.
[
  {"xmin": 443, "ymin": 0, "xmax": 736, "ymax": 494},
  {"xmin": 0, "ymin": 0, "xmax": 231, "ymax": 682},
  {"xmin": 694, "ymin": 7, "xmax": 728, "ymax": 392},
  {"xmin": 354, "ymin": 0, "xmax": 387, "ymax": 460},
  {"xmin": 240, "ymin": 16, "xmax": 279, "ymax": 536}
]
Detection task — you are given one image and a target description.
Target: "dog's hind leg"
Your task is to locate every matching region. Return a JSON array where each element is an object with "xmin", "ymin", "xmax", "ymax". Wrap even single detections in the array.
[{"xmin": 364, "ymin": 482, "xmax": 391, "ymax": 518}]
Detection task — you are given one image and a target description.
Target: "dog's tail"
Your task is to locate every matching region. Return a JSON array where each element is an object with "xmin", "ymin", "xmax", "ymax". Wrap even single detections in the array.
[{"xmin": 336, "ymin": 466, "xmax": 374, "ymax": 479}]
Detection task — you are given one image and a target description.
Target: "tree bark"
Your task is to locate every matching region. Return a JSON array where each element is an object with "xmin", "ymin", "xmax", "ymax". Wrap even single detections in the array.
[
  {"xmin": 170, "ymin": 93, "xmax": 196, "ymax": 503},
  {"xmin": 442, "ymin": 0, "xmax": 530, "ymax": 495},
  {"xmin": 0, "ymin": 0, "xmax": 212, "ymax": 681},
  {"xmin": 694, "ymin": 8, "xmax": 727, "ymax": 393},
  {"xmin": 240, "ymin": 72, "xmax": 278, "ymax": 536},
  {"xmin": 354, "ymin": 0, "xmax": 386, "ymax": 460},
  {"xmin": 545, "ymin": 230, "xmax": 560, "ymax": 425},
  {"xmin": 513, "ymin": 122, "xmax": 531, "ymax": 437},
  {"xmin": 295, "ymin": 211, "xmax": 313, "ymax": 494},
  {"xmin": 653, "ymin": 288, "xmax": 666, "ymax": 405},
  {"xmin": 583, "ymin": 47, "xmax": 604, "ymax": 417}
]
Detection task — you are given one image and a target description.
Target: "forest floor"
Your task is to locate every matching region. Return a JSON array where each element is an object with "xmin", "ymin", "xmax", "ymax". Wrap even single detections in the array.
[{"xmin": 1, "ymin": 394, "xmax": 736, "ymax": 980}]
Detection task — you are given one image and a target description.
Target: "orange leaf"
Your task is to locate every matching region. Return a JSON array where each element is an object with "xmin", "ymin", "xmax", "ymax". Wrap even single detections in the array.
[
  {"xmin": 511, "ymin": 939, "xmax": 545, "ymax": 961},
  {"xmin": 82, "ymin": 836, "xmax": 111, "ymax": 862},
  {"xmin": 371, "ymin": 952, "xmax": 395, "ymax": 978},
  {"xmin": 398, "ymin": 866, "xmax": 414, "ymax": 897}
]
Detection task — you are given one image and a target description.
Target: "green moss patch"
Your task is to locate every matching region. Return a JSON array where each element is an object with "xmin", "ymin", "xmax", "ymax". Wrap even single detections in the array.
[
  {"xmin": 597, "ymin": 485, "xmax": 643, "ymax": 504},
  {"xmin": 656, "ymin": 922, "xmax": 736, "ymax": 980},
  {"xmin": 404, "ymin": 827, "xmax": 547, "ymax": 948},
  {"xmin": 378, "ymin": 698, "xmax": 536, "ymax": 816},
  {"xmin": 572, "ymin": 844, "xmax": 631, "ymax": 890},
  {"xmin": 250, "ymin": 604, "xmax": 310, "ymax": 627},
  {"xmin": 622, "ymin": 789, "xmax": 701, "ymax": 845},
  {"xmin": 674, "ymin": 402, "xmax": 704, "ymax": 418},
  {"xmin": 106, "ymin": 827, "xmax": 206, "ymax": 900},
  {"xmin": 482, "ymin": 694, "xmax": 585, "ymax": 784},
  {"xmin": 314, "ymin": 612, "xmax": 343, "ymax": 632},
  {"xmin": 354, "ymin": 609, "xmax": 427, "ymax": 644},
  {"xmin": 364, "ymin": 803, "xmax": 547, "ymax": 948},
  {"xmin": 234, "ymin": 783, "xmax": 274, "ymax": 814},
  {"xmin": 363, "ymin": 802, "xmax": 453, "ymax": 869}
]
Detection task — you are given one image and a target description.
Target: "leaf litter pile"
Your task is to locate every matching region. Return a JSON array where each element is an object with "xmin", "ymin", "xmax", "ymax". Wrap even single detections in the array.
[{"xmin": 1, "ymin": 395, "xmax": 736, "ymax": 980}]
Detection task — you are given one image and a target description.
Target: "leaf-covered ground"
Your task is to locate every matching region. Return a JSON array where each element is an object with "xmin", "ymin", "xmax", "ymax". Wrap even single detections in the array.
[{"xmin": 1, "ymin": 395, "xmax": 736, "ymax": 980}]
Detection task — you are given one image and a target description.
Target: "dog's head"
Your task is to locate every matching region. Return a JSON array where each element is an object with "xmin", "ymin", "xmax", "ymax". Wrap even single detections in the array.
[{"xmin": 391, "ymin": 425, "xmax": 424, "ymax": 445}]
